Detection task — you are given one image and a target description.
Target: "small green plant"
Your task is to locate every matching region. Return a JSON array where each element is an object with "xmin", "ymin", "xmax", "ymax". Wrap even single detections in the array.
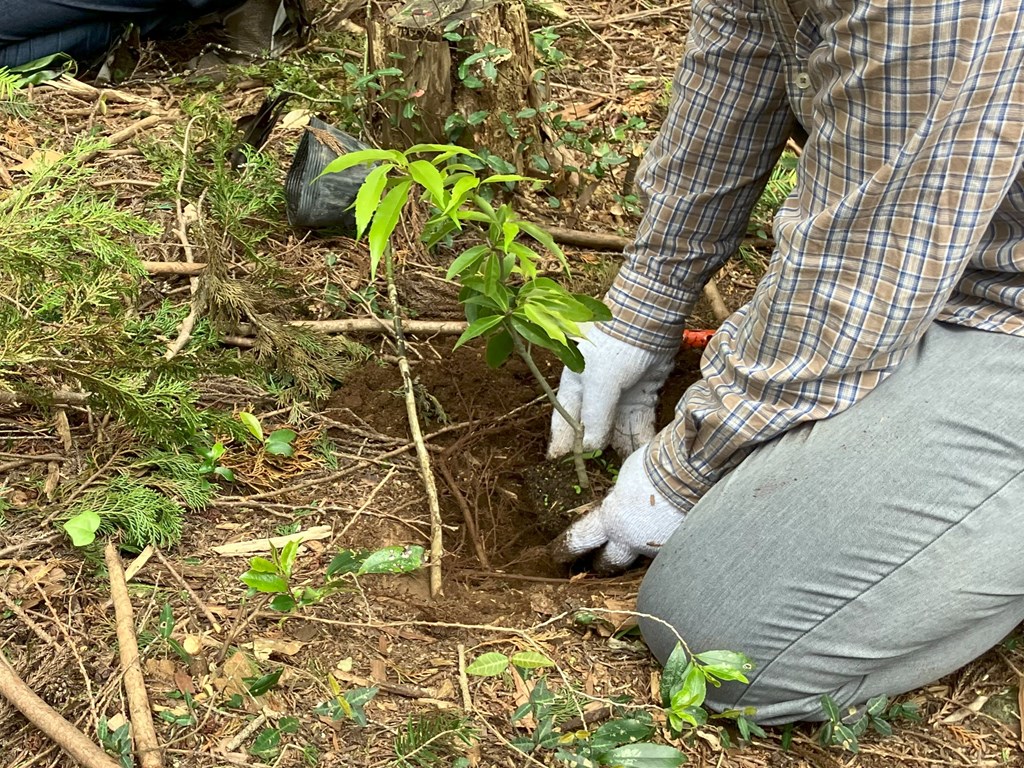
[
  {"xmin": 817, "ymin": 693, "xmax": 921, "ymax": 753},
  {"xmin": 658, "ymin": 644, "xmax": 755, "ymax": 734},
  {"xmin": 315, "ymin": 677, "xmax": 379, "ymax": 726},
  {"xmin": 240, "ymin": 543, "xmax": 425, "ymax": 613},
  {"xmin": 98, "ymin": 717, "xmax": 133, "ymax": 768},
  {"xmin": 197, "ymin": 441, "xmax": 235, "ymax": 481},
  {"xmin": 61, "ymin": 476, "xmax": 184, "ymax": 551},
  {"xmin": 238, "ymin": 412, "xmax": 298, "ymax": 457},
  {"xmin": 249, "ymin": 716, "xmax": 299, "ymax": 762},
  {"xmin": 394, "ymin": 711, "xmax": 477, "ymax": 767},
  {"xmin": 324, "ymin": 144, "xmax": 610, "ymax": 489}
]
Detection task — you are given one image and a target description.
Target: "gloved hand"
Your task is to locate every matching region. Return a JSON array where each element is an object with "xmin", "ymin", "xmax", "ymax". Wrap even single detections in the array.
[
  {"xmin": 551, "ymin": 446, "xmax": 686, "ymax": 573},
  {"xmin": 548, "ymin": 324, "xmax": 676, "ymax": 459}
]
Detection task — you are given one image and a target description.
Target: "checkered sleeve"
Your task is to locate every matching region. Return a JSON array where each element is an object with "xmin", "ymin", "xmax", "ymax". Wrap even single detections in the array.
[
  {"xmin": 603, "ymin": 0, "xmax": 797, "ymax": 352},
  {"xmin": 646, "ymin": 0, "xmax": 1024, "ymax": 511}
]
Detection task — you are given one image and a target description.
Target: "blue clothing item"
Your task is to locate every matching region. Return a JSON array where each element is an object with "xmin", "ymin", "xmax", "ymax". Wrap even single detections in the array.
[{"xmin": 0, "ymin": 0, "xmax": 244, "ymax": 68}]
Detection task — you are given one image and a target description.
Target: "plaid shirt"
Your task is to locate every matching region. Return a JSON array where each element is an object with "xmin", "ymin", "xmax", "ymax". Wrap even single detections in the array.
[{"xmin": 604, "ymin": 0, "xmax": 1024, "ymax": 511}]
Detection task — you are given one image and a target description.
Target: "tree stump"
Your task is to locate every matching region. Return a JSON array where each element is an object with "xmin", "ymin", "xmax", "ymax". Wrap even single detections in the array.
[{"xmin": 367, "ymin": 0, "xmax": 539, "ymax": 169}]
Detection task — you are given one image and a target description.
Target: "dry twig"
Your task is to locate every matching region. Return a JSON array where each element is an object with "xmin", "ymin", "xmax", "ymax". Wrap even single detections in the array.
[
  {"xmin": 0, "ymin": 656, "xmax": 119, "ymax": 768},
  {"xmin": 104, "ymin": 542, "xmax": 164, "ymax": 768}
]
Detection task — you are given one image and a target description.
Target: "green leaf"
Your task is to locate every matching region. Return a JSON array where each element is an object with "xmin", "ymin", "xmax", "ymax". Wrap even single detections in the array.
[
  {"xmin": 575, "ymin": 294, "xmax": 613, "ymax": 322},
  {"xmin": 327, "ymin": 549, "xmax": 367, "ymax": 576},
  {"xmin": 482, "ymin": 173, "xmax": 531, "ymax": 185},
  {"xmin": 265, "ymin": 441, "xmax": 295, "ymax": 457},
  {"xmin": 865, "ymin": 694, "xmax": 888, "ymax": 718},
  {"xmin": 63, "ymin": 510, "xmax": 100, "ymax": 547},
  {"xmin": 246, "ymin": 668, "xmax": 283, "ymax": 697},
  {"xmin": 158, "ymin": 603, "xmax": 174, "ymax": 639},
  {"xmin": 354, "ymin": 163, "xmax": 390, "ymax": 238},
  {"xmin": 551, "ymin": 339, "xmax": 586, "ymax": 373},
  {"xmin": 820, "ymin": 694, "xmax": 840, "ymax": 723},
  {"xmin": 443, "ymin": 175, "xmax": 480, "ymax": 217},
  {"xmin": 214, "ymin": 466, "xmax": 235, "ymax": 482},
  {"xmin": 600, "ymin": 743, "xmax": 686, "ymax": 767},
  {"xmin": 695, "ymin": 650, "xmax": 753, "ymax": 683},
  {"xmin": 466, "ymin": 652, "xmax": 509, "ymax": 677},
  {"xmin": 357, "ymin": 545, "xmax": 425, "ymax": 574},
  {"xmin": 834, "ymin": 723, "xmax": 859, "ymax": 752},
  {"xmin": 270, "ymin": 594, "xmax": 297, "ymax": 612},
  {"xmin": 268, "ymin": 428, "xmax": 297, "ymax": 445},
  {"xmin": 446, "ymin": 244, "xmax": 490, "ymax": 280},
  {"xmin": 485, "ymin": 330, "xmax": 514, "ymax": 368},
  {"xmin": 521, "ymin": 302, "xmax": 567, "ymax": 345},
  {"xmin": 660, "ymin": 643, "xmax": 690, "ymax": 708},
  {"xmin": 670, "ymin": 663, "xmax": 707, "ymax": 711},
  {"xmin": 590, "ymin": 717, "xmax": 655, "ymax": 750},
  {"xmin": 238, "ymin": 412, "xmax": 263, "ymax": 441},
  {"xmin": 277, "ymin": 540, "xmax": 299, "ymax": 575},
  {"xmin": 367, "ymin": 179, "xmax": 412, "ymax": 278},
  {"xmin": 240, "ymin": 571, "xmax": 289, "ymax": 593},
  {"xmin": 871, "ymin": 717, "xmax": 893, "ymax": 737},
  {"xmin": 406, "ymin": 143, "xmax": 478, "ymax": 159},
  {"xmin": 342, "ymin": 686, "xmax": 379, "ymax": 726},
  {"xmin": 517, "ymin": 220, "xmax": 566, "ymax": 267},
  {"xmin": 408, "ymin": 160, "xmax": 448, "ymax": 208},
  {"xmin": 510, "ymin": 651, "xmax": 555, "ymax": 669},
  {"xmin": 247, "ymin": 556, "xmax": 278, "ymax": 573},
  {"xmin": 320, "ymin": 149, "xmax": 403, "ymax": 177},
  {"xmin": 454, "ymin": 315, "xmax": 504, "ymax": 349}
]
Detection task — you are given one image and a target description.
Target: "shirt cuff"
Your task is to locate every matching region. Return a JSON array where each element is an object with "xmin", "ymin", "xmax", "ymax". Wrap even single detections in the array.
[
  {"xmin": 603, "ymin": 265, "xmax": 700, "ymax": 352},
  {"xmin": 643, "ymin": 430, "xmax": 714, "ymax": 513}
]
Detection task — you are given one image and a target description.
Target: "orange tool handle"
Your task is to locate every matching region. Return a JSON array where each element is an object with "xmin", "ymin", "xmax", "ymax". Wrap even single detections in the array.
[{"xmin": 682, "ymin": 329, "xmax": 716, "ymax": 350}]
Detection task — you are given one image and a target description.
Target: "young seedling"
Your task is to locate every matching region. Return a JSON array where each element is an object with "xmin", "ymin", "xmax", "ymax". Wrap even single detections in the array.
[
  {"xmin": 322, "ymin": 144, "xmax": 609, "ymax": 489},
  {"xmin": 238, "ymin": 411, "xmax": 297, "ymax": 457}
]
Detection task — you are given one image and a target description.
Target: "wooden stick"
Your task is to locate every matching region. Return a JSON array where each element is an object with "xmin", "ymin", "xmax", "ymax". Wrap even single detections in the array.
[
  {"xmin": 0, "ymin": 656, "xmax": 120, "ymax": 768},
  {"xmin": 153, "ymin": 548, "xmax": 222, "ymax": 634},
  {"xmin": 142, "ymin": 261, "xmax": 206, "ymax": 276},
  {"xmin": 702, "ymin": 279, "xmax": 730, "ymax": 323},
  {"xmin": 104, "ymin": 543, "xmax": 164, "ymax": 768},
  {"xmin": 0, "ymin": 391, "xmax": 90, "ymax": 407},
  {"xmin": 385, "ymin": 255, "xmax": 444, "ymax": 598},
  {"xmin": 80, "ymin": 115, "xmax": 172, "ymax": 164}
]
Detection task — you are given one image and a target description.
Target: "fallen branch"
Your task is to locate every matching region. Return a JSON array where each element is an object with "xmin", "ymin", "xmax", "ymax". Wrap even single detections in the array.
[
  {"xmin": 221, "ymin": 318, "xmax": 468, "ymax": 348},
  {"xmin": 105, "ymin": 542, "xmax": 164, "ymax": 768},
  {"xmin": 164, "ymin": 117, "xmax": 200, "ymax": 362},
  {"xmin": 80, "ymin": 115, "xmax": 173, "ymax": 164},
  {"xmin": 154, "ymin": 548, "xmax": 222, "ymax": 633},
  {"xmin": 142, "ymin": 261, "xmax": 206, "ymax": 276},
  {"xmin": 386, "ymin": 255, "xmax": 444, "ymax": 598},
  {"xmin": 0, "ymin": 656, "xmax": 120, "ymax": 768},
  {"xmin": 702, "ymin": 279, "xmax": 730, "ymax": 323},
  {"xmin": 0, "ymin": 391, "xmax": 90, "ymax": 407},
  {"xmin": 547, "ymin": 226, "xmax": 775, "ymax": 254}
]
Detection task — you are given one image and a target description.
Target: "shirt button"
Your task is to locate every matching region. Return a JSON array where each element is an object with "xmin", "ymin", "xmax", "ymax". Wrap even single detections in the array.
[{"xmin": 795, "ymin": 72, "xmax": 811, "ymax": 90}]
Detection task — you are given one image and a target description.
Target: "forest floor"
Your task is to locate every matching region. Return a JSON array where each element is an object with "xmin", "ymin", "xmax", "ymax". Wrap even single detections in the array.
[{"xmin": 1, "ymin": 1, "xmax": 1023, "ymax": 767}]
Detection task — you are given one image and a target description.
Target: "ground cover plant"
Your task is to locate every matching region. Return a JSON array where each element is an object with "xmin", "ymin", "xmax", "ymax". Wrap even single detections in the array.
[{"xmin": 0, "ymin": 2, "xmax": 1022, "ymax": 768}]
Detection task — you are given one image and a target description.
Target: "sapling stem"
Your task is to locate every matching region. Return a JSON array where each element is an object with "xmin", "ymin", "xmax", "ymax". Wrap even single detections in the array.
[{"xmin": 510, "ymin": 331, "xmax": 590, "ymax": 491}]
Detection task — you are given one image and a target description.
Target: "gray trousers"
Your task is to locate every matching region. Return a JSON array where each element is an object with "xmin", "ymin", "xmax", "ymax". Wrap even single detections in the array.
[{"xmin": 638, "ymin": 322, "xmax": 1024, "ymax": 724}]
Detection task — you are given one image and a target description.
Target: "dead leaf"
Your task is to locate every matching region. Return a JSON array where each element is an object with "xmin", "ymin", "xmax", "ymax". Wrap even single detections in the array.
[
  {"xmin": 251, "ymin": 637, "xmax": 305, "ymax": 661},
  {"xmin": 145, "ymin": 658, "xmax": 177, "ymax": 684},
  {"xmin": 370, "ymin": 658, "xmax": 387, "ymax": 683},
  {"xmin": 173, "ymin": 667, "xmax": 196, "ymax": 695},
  {"xmin": 213, "ymin": 650, "xmax": 257, "ymax": 697},
  {"xmin": 11, "ymin": 150, "xmax": 62, "ymax": 172},
  {"xmin": 211, "ymin": 525, "xmax": 332, "ymax": 556}
]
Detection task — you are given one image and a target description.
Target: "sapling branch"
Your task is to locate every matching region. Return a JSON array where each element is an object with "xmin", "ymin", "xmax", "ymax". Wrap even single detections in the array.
[{"xmin": 510, "ymin": 330, "xmax": 589, "ymax": 491}]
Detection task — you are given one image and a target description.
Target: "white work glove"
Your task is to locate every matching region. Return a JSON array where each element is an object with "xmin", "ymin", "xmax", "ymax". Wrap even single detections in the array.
[
  {"xmin": 548, "ymin": 325, "xmax": 676, "ymax": 459},
  {"xmin": 551, "ymin": 446, "xmax": 687, "ymax": 573}
]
